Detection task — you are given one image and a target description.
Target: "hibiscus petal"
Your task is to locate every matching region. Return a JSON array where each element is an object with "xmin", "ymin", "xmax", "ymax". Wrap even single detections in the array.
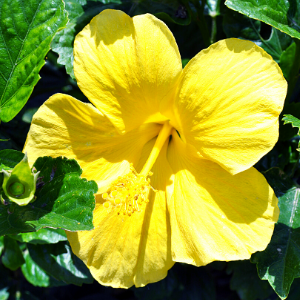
[
  {"xmin": 67, "ymin": 138, "xmax": 174, "ymax": 288},
  {"xmin": 24, "ymin": 94, "xmax": 161, "ymax": 192},
  {"xmin": 74, "ymin": 9, "xmax": 182, "ymax": 133},
  {"xmin": 167, "ymin": 131, "xmax": 279, "ymax": 266},
  {"xmin": 171, "ymin": 38, "xmax": 287, "ymax": 175}
]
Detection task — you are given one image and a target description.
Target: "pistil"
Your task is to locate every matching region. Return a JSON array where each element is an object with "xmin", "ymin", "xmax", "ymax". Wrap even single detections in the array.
[{"xmin": 103, "ymin": 121, "xmax": 173, "ymax": 216}]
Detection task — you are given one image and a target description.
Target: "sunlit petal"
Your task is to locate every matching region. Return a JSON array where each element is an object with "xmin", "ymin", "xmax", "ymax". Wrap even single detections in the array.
[
  {"xmin": 171, "ymin": 38, "xmax": 287, "ymax": 175},
  {"xmin": 74, "ymin": 9, "xmax": 182, "ymax": 133},
  {"xmin": 167, "ymin": 132, "xmax": 279, "ymax": 266},
  {"xmin": 67, "ymin": 138, "xmax": 174, "ymax": 288},
  {"xmin": 24, "ymin": 94, "xmax": 161, "ymax": 192}
]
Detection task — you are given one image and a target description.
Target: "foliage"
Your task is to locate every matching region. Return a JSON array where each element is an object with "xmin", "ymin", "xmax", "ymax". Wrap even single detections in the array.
[
  {"xmin": 252, "ymin": 168, "xmax": 300, "ymax": 299},
  {"xmin": 0, "ymin": 0, "xmax": 68, "ymax": 122},
  {"xmin": 225, "ymin": 0, "xmax": 300, "ymax": 40},
  {"xmin": 1, "ymin": 0, "xmax": 300, "ymax": 299},
  {"xmin": 0, "ymin": 151, "xmax": 97, "ymax": 235}
]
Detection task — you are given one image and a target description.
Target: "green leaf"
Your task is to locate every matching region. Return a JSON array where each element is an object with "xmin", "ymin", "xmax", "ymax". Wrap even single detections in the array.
[
  {"xmin": 225, "ymin": 0, "xmax": 300, "ymax": 40},
  {"xmin": 0, "ymin": 149, "xmax": 24, "ymax": 171},
  {"xmin": 252, "ymin": 168, "xmax": 300, "ymax": 299},
  {"xmin": 282, "ymin": 114, "xmax": 300, "ymax": 150},
  {"xmin": 227, "ymin": 260, "xmax": 273, "ymax": 300},
  {"xmin": 0, "ymin": 0, "xmax": 68, "ymax": 122},
  {"xmin": 223, "ymin": 8, "xmax": 292, "ymax": 62},
  {"xmin": 21, "ymin": 248, "xmax": 66, "ymax": 287},
  {"xmin": 1, "ymin": 236, "xmax": 24, "ymax": 271},
  {"xmin": 280, "ymin": 104, "xmax": 300, "ymax": 141},
  {"xmin": 27, "ymin": 242, "xmax": 93, "ymax": 286},
  {"xmin": 0, "ymin": 236, "xmax": 3, "ymax": 256},
  {"xmin": 282, "ymin": 114, "xmax": 300, "ymax": 134},
  {"xmin": 286, "ymin": 278, "xmax": 300, "ymax": 300},
  {"xmin": 51, "ymin": 0, "xmax": 86, "ymax": 79},
  {"xmin": 182, "ymin": 58, "xmax": 190, "ymax": 68},
  {"xmin": 0, "ymin": 156, "xmax": 97, "ymax": 236},
  {"xmin": 279, "ymin": 42, "xmax": 297, "ymax": 80},
  {"xmin": 10, "ymin": 228, "xmax": 67, "ymax": 244}
]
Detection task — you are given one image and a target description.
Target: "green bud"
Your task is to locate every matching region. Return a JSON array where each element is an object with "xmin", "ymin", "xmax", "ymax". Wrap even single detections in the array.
[{"xmin": 1, "ymin": 153, "xmax": 40, "ymax": 206}]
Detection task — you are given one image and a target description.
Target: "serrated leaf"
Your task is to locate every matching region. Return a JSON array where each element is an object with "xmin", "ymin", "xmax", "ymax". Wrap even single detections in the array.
[
  {"xmin": 1, "ymin": 235, "xmax": 24, "ymax": 271},
  {"xmin": 51, "ymin": 0, "xmax": 86, "ymax": 79},
  {"xmin": 282, "ymin": 114, "xmax": 300, "ymax": 150},
  {"xmin": 10, "ymin": 228, "xmax": 67, "ymax": 244},
  {"xmin": 225, "ymin": 0, "xmax": 300, "ymax": 40},
  {"xmin": 27, "ymin": 242, "xmax": 93, "ymax": 286},
  {"xmin": 223, "ymin": 8, "xmax": 292, "ymax": 62},
  {"xmin": 0, "ymin": 0, "xmax": 68, "ymax": 122},
  {"xmin": 280, "ymin": 104, "xmax": 300, "ymax": 141},
  {"xmin": 21, "ymin": 248, "xmax": 66, "ymax": 287},
  {"xmin": 0, "ymin": 156, "xmax": 97, "ymax": 236},
  {"xmin": 227, "ymin": 260, "xmax": 273, "ymax": 300},
  {"xmin": 252, "ymin": 168, "xmax": 300, "ymax": 299},
  {"xmin": 282, "ymin": 114, "xmax": 300, "ymax": 134}
]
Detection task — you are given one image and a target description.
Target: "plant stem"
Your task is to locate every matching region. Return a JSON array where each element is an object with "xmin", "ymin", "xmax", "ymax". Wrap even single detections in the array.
[
  {"xmin": 210, "ymin": 16, "xmax": 217, "ymax": 44},
  {"xmin": 192, "ymin": 0, "xmax": 211, "ymax": 47},
  {"xmin": 289, "ymin": 149, "xmax": 299, "ymax": 179},
  {"xmin": 286, "ymin": 38, "xmax": 300, "ymax": 102}
]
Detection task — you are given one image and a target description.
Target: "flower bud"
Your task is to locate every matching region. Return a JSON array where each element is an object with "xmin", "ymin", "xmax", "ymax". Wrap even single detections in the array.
[{"xmin": 1, "ymin": 153, "xmax": 40, "ymax": 206}]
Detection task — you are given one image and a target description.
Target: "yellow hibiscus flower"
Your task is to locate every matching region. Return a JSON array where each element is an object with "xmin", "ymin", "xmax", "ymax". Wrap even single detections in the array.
[{"xmin": 24, "ymin": 9, "xmax": 287, "ymax": 288}]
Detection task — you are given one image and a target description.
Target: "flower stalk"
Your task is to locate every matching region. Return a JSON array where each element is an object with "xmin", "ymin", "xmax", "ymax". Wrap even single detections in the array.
[
  {"xmin": 1, "ymin": 153, "xmax": 39, "ymax": 206},
  {"xmin": 286, "ymin": 38, "xmax": 300, "ymax": 101}
]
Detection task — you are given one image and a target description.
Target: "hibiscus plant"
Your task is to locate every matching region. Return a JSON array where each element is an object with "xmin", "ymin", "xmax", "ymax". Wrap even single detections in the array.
[{"xmin": 0, "ymin": 0, "xmax": 300, "ymax": 300}]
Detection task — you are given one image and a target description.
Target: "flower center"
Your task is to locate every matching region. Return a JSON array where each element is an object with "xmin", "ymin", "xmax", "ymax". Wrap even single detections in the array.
[
  {"xmin": 9, "ymin": 182, "xmax": 25, "ymax": 197},
  {"xmin": 103, "ymin": 121, "xmax": 173, "ymax": 216}
]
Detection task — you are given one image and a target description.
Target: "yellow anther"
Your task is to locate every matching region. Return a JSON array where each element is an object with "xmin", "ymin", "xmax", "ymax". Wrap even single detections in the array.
[
  {"xmin": 103, "ymin": 121, "xmax": 173, "ymax": 216},
  {"xmin": 103, "ymin": 202, "xmax": 110, "ymax": 208},
  {"xmin": 102, "ymin": 165, "xmax": 153, "ymax": 216}
]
